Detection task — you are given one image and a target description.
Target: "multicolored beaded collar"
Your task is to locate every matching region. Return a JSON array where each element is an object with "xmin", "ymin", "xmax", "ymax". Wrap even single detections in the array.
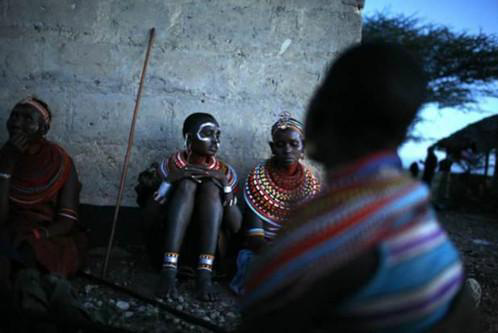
[
  {"xmin": 8, "ymin": 140, "xmax": 72, "ymax": 205},
  {"xmin": 244, "ymin": 160, "xmax": 320, "ymax": 226}
]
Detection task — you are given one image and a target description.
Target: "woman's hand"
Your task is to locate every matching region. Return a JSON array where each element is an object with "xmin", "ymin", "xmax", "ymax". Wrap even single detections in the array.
[
  {"xmin": 0, "ymin": 134, "xmax": 29, "ymax": 171},
  {"xmin": 13, "ymin": 230, "xmax": 36, "ymax": 247},
  {"xmin": 222, "ymin": 190, "xmax": 237, "ymax": 207},
  {"xmin": 171, "ymin": 165, "xmax": 237, "ymax": 207},
  {"xmin": 166, "ymin": 166, "xmax": 207, "ymax": 184},
  {"xmin": 181, "ymin": 166, "xmax": 227, "ymax": 185},
  {"xmin": 169, "ymin": 165, "xmax": 227, "ymax": 186},
  {"xmin": 8, "ymin": 134, "xmax": 30, "ymax": 153}
]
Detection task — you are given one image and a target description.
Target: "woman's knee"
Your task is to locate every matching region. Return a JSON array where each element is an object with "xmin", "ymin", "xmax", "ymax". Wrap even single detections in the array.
[
  {"xmin": 173, "ymin": 178, "xmax": 198, "ymax": 197},
  {"xmin": 197, "ymin": 181, "xmax": 221, "ymax": 200}
]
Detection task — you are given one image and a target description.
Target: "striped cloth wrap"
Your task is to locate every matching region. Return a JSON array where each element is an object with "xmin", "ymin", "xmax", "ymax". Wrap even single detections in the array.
[{"xmin": 243, "ymin": 151, "xmax": 463, "ymax": 333}]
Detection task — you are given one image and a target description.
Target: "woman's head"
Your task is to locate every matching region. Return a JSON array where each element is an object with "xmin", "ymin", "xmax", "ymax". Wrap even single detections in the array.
[
  {"xmin": 182, "ymin": 113, "xmax": 220, "ymax": 156},
  {"xmin": 269, "ymin": 112, "xmax": 305, "ymax": 167},
  {"xmin": 305, "ymin": 42, "xmax": 427, "ymax": 167},
  {"xmin": 7, "ymin": 97, "xmax": 52, "ymax": 142}
]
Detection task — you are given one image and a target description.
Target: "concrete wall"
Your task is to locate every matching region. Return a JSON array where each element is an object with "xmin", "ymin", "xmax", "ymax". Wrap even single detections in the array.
[{"xmin": 0, "ymin": 0, "xmax": 362, "ymax": 206}]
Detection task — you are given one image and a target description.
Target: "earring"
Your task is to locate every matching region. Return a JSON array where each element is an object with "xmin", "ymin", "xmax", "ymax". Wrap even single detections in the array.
[{"xmin": 184, "ymin": 135, "xmax": 192, "ymax": 154}]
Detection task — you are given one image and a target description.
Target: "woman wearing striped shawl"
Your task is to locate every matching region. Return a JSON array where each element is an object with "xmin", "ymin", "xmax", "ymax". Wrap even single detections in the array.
[{"xmin": 241, "ymin": 43, "xmax": 478, "ymax": 333}]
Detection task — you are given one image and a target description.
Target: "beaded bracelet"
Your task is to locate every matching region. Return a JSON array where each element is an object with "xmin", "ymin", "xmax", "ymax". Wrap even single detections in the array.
[{"xmin": 58, "ymin": 208, "xmax": 79, "ymax": 222}]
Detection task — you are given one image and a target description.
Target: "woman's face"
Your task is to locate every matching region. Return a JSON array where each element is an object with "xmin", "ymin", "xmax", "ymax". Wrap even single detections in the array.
[
  {"xmin": 270, "ymin": 128, "xmax": 304, "ymax": 167},
  {"xmin": 6, "ymin": 105, "xmax": 44, "ymax": 141},
  {"xmin": 189, "ymin": 121, "xmax": 221, "ymax": 156}
]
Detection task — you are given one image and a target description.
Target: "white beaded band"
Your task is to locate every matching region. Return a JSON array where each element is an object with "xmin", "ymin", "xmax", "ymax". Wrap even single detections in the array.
[
  {"xmin": 162, "ymin": 252, "xmax": 179, "ymax": 269},
  {"xmin": 0, "ymin": 172, "xmax": 11, "ymax": 179},
  {"xmin": 198, "ymin": 254, "xmax": 215, "ymax": 271},
  {"xmin": 58, "ymin": 213, "xmax": 79, "ymax": 221},
  {"xmin": 154, "ymin": 181, "xmax": 172, "ymax": 204}
]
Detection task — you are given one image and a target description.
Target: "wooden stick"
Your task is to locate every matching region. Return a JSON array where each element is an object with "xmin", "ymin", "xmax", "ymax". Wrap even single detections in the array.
[{"xmin": 102, "ymin": 28, "xmax": 156, "ymax": 278}]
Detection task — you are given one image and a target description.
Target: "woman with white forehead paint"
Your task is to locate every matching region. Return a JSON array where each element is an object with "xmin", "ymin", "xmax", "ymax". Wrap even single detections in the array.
[{"xmin": 150, "ymin": 112, "xmax": 241, "ymax": 301}]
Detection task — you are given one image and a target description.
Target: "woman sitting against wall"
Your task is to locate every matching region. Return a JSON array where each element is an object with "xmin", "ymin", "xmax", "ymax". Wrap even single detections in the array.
[
  {"xmin": 139, "ymin": 112, "xmax": 242, "ymax": 301},
  {"xmin": 0, "ymin": 97, "xmax": 87, "ymax": 325},
  {"xmin": 230, "ymin": 112, "xmax": 321, "ymax": 295}
]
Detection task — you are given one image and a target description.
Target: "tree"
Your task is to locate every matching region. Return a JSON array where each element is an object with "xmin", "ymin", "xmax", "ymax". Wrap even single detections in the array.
[{"xmin": 362, "ymin": 13, "xmax": 498, "ymax": 110}]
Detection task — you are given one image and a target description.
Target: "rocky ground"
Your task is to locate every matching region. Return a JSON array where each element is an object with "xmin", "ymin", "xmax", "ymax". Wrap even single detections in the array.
[
  {"xmin": 71, "ymin": 210, "xmax": 498, "ymax": 333},
  {"xmin": 72, "ymin": 245, "xmax": 241, "ymax": 333},
  {"xmin": 439, "ymin": 211, "xmax": 498, "ymax": 333}
]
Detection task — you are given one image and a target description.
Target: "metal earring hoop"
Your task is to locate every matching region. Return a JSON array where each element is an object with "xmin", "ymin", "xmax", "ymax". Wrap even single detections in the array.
[{"xmin": 184, "ymin": 134, "xmax": 192, "ymax": 153}]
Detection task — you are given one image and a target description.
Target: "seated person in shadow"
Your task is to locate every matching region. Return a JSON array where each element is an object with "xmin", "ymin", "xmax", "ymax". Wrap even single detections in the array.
[
  {"xmin": 240, "ymin": 43, "xmax": 478, "ymax": 333},
  {"xmin": 230, "ymin": 112, "xmax": 320, "ymax": 294},
  {"xmin": 138, "ymin": 112, "xmax": 241, "ymax": 301},
  {"xmin": 0, "ymin": 97, "xmax": 87, "ymax": 325}
]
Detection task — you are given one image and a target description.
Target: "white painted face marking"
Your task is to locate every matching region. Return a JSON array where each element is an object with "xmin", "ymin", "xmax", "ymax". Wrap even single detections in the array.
[{"xmin": 196, "ymin": 122, "xmax": 219, "ymax": 142}]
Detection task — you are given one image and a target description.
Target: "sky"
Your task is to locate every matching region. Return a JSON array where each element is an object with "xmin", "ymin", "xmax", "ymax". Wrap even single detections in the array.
[{"xmin": 362, "ymin": 0, "xmax": 498, "ymax": 168}]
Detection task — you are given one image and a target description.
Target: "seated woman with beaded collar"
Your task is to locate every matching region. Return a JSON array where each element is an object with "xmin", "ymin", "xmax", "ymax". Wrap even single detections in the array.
[
  {"xmin": 0, "ymin": 97, "xmax": 86, "ymax": 321},
  {"xmin": 230, "ymin": 112, "xmax": 320, "ymax": 294},
  {"xmin": 146, "ymin": 112, "xmax": 242, "ymax": 301}
]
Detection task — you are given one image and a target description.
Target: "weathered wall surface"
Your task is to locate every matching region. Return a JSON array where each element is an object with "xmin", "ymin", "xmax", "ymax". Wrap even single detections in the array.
[{"xmin": 0, "ymin": 0, "xmax": 362, "ymax": 205}]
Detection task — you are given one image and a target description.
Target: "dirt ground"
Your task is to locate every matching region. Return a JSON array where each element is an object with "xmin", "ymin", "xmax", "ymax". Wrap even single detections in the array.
[
  {"xmin": 438, "ymin": 211, "xmax": 498, "ymax": 333},
  {"xmin": 72, "ymin": 210, "xmax": 498, "ymax": 332}
]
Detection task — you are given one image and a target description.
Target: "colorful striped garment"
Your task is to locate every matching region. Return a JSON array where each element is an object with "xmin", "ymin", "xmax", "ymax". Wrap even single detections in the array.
[{"xmin": 243, "ymin": 151, "xmax": 463, "ymax": 333}]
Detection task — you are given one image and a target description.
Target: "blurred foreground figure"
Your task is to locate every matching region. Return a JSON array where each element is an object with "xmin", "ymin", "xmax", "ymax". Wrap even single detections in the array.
[{"xmin": 241, "ymin": 43, "xmax": 478, "ymax": 333}]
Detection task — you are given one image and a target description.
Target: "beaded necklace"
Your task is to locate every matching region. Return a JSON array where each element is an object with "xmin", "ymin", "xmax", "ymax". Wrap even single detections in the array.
[
  {"xmin": 244, "ymin": 159, "xmax": 320, "ymax": 225},
  {"xmin": 8, "ymin": 140, "xmax": 71, "ymax": 205}
]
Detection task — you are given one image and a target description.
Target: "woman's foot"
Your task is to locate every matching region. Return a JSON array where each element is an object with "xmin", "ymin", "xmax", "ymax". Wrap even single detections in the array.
[
  {"xmin": 465, "ymin": 278, "xmax": 481, "ymax": 308},
  {"xmin": 156, "ymin": 268, "xmax": 179, "ymax": 299},
  {"xmin": 196, "ymin": 269, "xmax": 217, "ymax": 302},
  {"xmin": 43, "ymin": 273, "xmax": 91, "ymax": 325},
  {"xmin": 14, "ymin": 268, "xmax": 49, "ymax": 318}
]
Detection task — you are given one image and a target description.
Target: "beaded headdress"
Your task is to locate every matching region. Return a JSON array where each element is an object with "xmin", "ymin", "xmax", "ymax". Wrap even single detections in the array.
[{"xmin": 271, "ymin": 112, "xmax": 304, "ymax": 138}]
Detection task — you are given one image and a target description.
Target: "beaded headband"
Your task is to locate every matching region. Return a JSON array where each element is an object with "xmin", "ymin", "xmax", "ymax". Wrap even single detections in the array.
[
  {"xmin": 271, "ymin": 112, "xmax": 304, "ymax": 138},
  {"xmin": 19, "ymin": 97, "xmax": 51, "ymax": 125}
]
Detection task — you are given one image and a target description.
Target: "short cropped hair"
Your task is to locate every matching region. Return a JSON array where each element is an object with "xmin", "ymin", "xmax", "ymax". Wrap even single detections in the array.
[
  {"xmin": 182, "ymin": 113, "xmax": 218, "ymax": 138},
  {"xmin": 305, "ymin": 42, "xmax": 427, "ymax": 163}
]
